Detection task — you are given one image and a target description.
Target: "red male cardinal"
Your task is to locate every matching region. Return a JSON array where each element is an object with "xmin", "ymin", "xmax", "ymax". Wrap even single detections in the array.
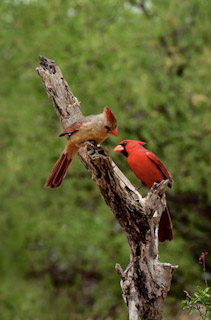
[
  {"xmin": 45, "ymin": 106, "xmax": 118, "ymax": 188},
  {"xmin": 114, "ymin": 140, "xmax": 173, "ymax": 242}
]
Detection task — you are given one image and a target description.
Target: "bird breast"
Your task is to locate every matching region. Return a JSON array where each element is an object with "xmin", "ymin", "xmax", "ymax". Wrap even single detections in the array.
[{"xmin": 68, "ymin": 117, "xmax": 108, "ymax": 145}]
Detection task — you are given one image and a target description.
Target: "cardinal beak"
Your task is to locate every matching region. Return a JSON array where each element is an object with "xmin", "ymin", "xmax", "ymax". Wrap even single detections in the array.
[
  {"xmin": 113, "ymin": 144, "xmax": 124, "ymax": 152},
  {"xmin": 108, "ymin": 128, "xmax": 118, "ymax": 137}
]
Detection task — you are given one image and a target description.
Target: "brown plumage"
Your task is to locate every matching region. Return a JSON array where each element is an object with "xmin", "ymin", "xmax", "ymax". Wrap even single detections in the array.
[{"xmin": 45, "ymin": 107, "xmax": 118, "ymax": 188}]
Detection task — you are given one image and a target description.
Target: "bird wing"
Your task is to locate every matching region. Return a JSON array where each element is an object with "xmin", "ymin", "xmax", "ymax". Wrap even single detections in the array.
[
  {"xmin": 59, "ymin": 121, "xmax": 87, "ymax": 137},
  {"xmin": 146, "ymin": 151, "xmax": 172, "ymax": 182}
]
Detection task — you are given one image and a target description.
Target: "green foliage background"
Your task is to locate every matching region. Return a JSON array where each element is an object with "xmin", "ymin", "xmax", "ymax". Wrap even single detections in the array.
[{"xmin": 0, "ymin": 0, "xmax": 210, "ymax": 319}]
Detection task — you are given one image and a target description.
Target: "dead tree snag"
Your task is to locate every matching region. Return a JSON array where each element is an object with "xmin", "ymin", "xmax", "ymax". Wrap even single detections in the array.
[{"xmin": 36, "ymin": 56, "xmax": 177, "ymax": 320}]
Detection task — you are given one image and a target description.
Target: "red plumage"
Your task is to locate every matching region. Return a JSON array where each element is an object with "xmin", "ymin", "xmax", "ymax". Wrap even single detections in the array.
[
  {"xmin": 58, "ymin": 122, "xmax": 85, "ymax": 137},
  {"xmin": 105, "ymin": 106, "xmax": 117, "ymax": 123},
  {"xmin": 45, "ymin": 153, "xmax": 72, "ymax": 188},
  {"xmin": 114, "ymin": 140, "xmax": 173, "ymax": 242}
]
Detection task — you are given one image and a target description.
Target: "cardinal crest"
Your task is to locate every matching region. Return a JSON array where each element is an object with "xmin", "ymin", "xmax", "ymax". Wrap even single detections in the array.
[{"xmin": 104, "ymin": 106, "xmax": 117, "ymax": 123}]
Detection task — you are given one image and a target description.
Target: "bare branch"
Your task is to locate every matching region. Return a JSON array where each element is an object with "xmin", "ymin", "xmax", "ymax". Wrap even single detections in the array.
[{"xmin": 36, "ymin": 56, "xmax": 176, "ymax": 320}]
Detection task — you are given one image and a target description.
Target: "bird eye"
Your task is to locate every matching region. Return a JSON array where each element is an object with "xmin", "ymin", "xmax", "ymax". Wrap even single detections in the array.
[
  {"xmin": 105, "ymin": 126, "xmax": 110, "ymax": 132},
  {"xmin": 122, "ymin": 141, "xmax": 127, "ymax": 146}
]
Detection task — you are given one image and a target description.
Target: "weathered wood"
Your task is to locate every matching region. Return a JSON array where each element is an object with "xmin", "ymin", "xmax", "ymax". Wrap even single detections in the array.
[
  {"xmin": 36, "ymin": 56, "xmax": 176, "ymax": 320},
  {"xmin": 36, "ymin": 56, "xmax": 83, "ymax": 128}
]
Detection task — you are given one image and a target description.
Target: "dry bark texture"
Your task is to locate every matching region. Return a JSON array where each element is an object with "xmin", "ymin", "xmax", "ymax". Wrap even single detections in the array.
[{"xmin": 36, "ymin": 56, "xmax": 177, "ymax": 320}]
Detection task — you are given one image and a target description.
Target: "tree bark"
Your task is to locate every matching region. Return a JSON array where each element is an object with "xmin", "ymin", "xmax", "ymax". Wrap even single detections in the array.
[{"xmin": 36, "ymin": 56, "xmax": 177, "ymax": 320}]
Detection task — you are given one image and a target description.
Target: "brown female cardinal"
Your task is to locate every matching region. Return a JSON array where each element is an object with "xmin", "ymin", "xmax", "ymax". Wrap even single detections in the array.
[
  {"xmin": 114, "ymin": 140, "xmax": 173, "ymax": 242},
  {"xmin": 45, "ymin": 106, "xmax": 118, "ymax": 188}
]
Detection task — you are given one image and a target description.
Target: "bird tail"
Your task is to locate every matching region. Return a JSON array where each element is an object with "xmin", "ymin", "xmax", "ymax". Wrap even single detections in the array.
[
  {"xmin": 45, "ymin": 153, "xmax": 72, "ymax": 189},
  {"xmin": 158, "ymin": 204, "xmax": 173, "ymax": 242}
]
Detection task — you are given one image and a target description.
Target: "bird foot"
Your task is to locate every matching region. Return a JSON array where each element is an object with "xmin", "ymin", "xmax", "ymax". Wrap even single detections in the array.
[{"xmin": 76, "ymin": 140, "xmax": 97, "ymax": 148}]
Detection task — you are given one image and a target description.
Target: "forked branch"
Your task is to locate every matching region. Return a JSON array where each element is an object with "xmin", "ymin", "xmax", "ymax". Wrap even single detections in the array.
[{"xmin": 36, "ymin": 56, "xmax": 176, "ymax": 320}]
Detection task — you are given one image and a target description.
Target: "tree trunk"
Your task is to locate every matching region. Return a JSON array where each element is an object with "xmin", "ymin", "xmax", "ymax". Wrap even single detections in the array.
[{"xmin": 36, "ymin": 56, "xmax": 177, "ymax": 320}]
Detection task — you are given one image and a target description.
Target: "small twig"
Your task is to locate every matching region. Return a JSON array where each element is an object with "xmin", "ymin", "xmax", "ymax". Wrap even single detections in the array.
[
  {"xmin": 199, "ymin": 252, "xmax": 209, "ymax": 287},
  {"xmin": 202, "ymin": 256, "xmax": 208, "ymax": 288}
]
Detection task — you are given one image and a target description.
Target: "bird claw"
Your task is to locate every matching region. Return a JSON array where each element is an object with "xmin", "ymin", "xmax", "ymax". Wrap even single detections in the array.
[
  {"xmin": 76, "ymin": 140, "xmax": 96, "ymax": 148},
  {"xmin": 76, "ymin": 142, "xmax": 86, "ymax": 147}
]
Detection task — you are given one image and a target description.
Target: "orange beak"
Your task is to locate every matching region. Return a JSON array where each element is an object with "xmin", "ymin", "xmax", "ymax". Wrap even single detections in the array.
[
  {"xmin": 113, "ymin": 144, "xmax": 124, "ymax": 152},
  {"xmin": 108, "ymin": 128, "xmax": 118, "ymax": 137}
]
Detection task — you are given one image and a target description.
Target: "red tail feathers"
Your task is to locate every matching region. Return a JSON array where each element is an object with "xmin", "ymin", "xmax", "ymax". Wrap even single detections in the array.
[
  {"xmin": 158, "ymin": 204, "xmax": 173, "ymax": 242},
  {"xmin": 45, "ymin": 153, "xmax": 72, "ymax": 188}
]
